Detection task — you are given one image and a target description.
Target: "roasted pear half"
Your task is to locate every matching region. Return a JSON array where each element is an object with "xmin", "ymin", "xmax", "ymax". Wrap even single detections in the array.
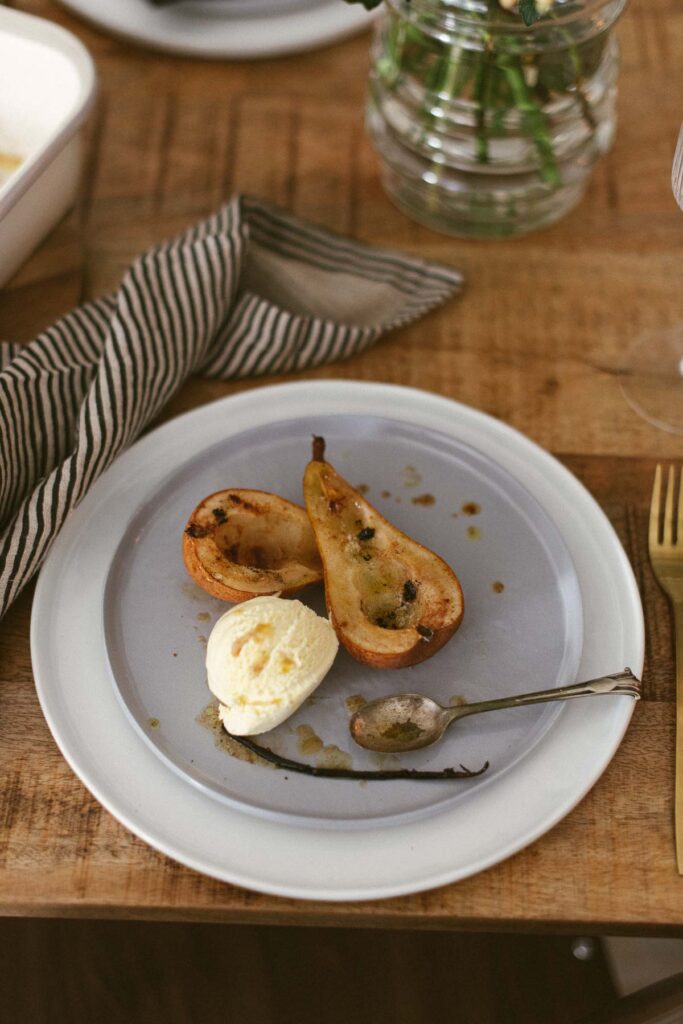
[
  {"xmin": 303, "ymin": 438, "xmax": 464, "ymax": 669},
  {"xmin": 183, "ymin": 489, "xmax": 323, "ymax": 603}
]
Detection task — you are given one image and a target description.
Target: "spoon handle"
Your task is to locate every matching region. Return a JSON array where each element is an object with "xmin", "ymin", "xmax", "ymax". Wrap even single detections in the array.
[{"xmin": 446, "ymin": 668, "xmax": 641, "ymax": 724}]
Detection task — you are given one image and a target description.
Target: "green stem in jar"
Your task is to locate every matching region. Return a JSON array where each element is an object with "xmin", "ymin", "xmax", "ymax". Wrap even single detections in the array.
[
  {"xmin": 544, "ymin": 9, "xmax": 601, "ymax": 132},
  {"xmin": 377, "ymin": 16, "xmax": 407, "ymax": 87},
  {"xmin": 496, "ymin": 50, "xmax": 562, "ymax": 186},
  {"xmin": 564, "ymin": 33, "xmax": 597, "ymax": 131},
  {"xmin": 434, "ymin": 44, "xmax": 468, "ymax": 99},
  {"xmin": 418, "ymin": 42, "xmax": 469, "ymax": 211},
  {"xmin": 474, "ymin": 55, "xmax": 491, "ymax": 163}
]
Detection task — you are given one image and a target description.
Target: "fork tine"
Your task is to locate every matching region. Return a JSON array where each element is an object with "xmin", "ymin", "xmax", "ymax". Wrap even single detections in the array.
[
  {"xmin": 678, "ymin": 467, "xmax": 683, "ymax": 546},
  {"xmin": 664, "ymin": 465, "xmax": 676, "ymax": 546},
  {"xmin": 649, "ymin": 464, "xmax": 662, "ymax": 549}
]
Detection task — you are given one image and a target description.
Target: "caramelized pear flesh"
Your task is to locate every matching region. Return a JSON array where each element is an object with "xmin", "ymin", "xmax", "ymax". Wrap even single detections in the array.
[
  {"xmin": 303, "ymin": 438, "xmax": 464, "ymax": 669},
  {"xmin": 183, "ymin": 489, "xmax": 323, "ymax": 603}
]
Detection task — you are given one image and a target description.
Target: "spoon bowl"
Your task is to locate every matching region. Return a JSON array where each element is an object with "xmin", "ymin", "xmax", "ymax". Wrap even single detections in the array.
[
  {"xmin": 349, "ymin": 670, "xmax": 641, "ymax": 754},
  {"xmin": 350, "ymin": 693, "xmax": 455, "ymax": 752}
]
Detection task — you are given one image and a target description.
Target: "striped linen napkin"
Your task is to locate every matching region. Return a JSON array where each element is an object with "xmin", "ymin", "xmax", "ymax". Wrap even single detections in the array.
[{"xmin": 0, "ymin": 195, "xmax": 462, "ymax": 620}]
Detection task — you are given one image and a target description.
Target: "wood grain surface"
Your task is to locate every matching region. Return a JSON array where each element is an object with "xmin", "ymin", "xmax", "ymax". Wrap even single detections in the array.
[{"xmin": 1, "ymin": 0, "xmax": 682, "ymax": 931}]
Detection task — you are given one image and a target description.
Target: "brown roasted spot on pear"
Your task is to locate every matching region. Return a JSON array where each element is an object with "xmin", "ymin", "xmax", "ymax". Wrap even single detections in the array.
[
  {"xmin": 182, "ymin": 489, "xmax": 323, "ymax": 603},
  {"xmin": 303, "ymin": 438, "xmax": 464, "ymax": 669}
]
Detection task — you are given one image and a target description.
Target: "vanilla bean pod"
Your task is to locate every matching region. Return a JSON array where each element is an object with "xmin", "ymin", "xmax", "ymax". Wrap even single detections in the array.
[{"xmin": 226, "ymin": 731, "xmax": 489, "ymax": 781}]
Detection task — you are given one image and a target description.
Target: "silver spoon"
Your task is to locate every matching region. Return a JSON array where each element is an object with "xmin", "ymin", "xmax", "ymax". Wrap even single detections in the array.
[{"xmin": 349, "ymin": 669, "xmax": 641, "ymax": 753}]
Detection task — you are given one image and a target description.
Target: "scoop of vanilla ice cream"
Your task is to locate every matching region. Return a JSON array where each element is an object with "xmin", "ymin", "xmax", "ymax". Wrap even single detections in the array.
[{"xmin": 206, "ymin": 596, "xmax": 339, "ymax": 735}]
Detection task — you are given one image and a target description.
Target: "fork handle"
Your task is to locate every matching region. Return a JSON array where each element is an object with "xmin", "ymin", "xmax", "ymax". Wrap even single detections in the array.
[{"xmin": 674, "ymin": 602, "xmax": 683, "ymax": 875}]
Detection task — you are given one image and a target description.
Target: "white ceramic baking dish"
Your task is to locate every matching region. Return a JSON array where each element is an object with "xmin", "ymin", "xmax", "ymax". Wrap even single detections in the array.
[{"xmin": 0, "ymin": 7, "xmax": 96, "ymax": 288}]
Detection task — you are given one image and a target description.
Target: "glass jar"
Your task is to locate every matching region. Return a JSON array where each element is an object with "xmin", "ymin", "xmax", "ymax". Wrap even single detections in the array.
[{"xmin": 367, "ymin": 0, "xmax": 627, "ymax": 238}]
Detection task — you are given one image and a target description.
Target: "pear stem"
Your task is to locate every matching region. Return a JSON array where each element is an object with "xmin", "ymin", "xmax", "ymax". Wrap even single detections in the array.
[{"xmin": 312, "ymin": 435, "xmax": 326, "ymax": 462}]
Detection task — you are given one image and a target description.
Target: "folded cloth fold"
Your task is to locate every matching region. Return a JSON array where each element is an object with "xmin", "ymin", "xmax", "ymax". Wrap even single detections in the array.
[{"xmin": 0, "ymin": 195, "xmax": 462, "ymax": 619}]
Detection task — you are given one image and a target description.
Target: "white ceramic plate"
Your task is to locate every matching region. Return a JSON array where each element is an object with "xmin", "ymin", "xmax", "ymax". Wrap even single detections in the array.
[
  {"xmin": 31, "ymin": 382, "xmax": 644, "ymax": 901},
  {"xmin": 56, "ymin": 0, "xmax": 376, "ymax": 59}
]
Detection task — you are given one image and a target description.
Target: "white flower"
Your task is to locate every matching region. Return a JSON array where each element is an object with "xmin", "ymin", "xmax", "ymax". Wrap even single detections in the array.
[{"xmin": 498, "ymin": 0, "xmax": 556, "ymax": 13}]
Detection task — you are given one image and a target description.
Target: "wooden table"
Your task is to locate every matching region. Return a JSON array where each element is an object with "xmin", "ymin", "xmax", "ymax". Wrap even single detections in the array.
[{"xmin": 1, "ymin": 0, "xmax": 682, "ymax": 935}]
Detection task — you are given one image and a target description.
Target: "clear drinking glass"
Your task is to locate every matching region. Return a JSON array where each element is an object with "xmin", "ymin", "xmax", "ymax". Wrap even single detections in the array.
[{"xmin": 619, "ymin": 122, "xmax": 683, "ymax": 435}]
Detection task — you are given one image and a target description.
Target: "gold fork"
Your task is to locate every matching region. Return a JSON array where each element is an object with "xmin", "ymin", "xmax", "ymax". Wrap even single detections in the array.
[{"xmin": 649, "ymin": 465, "xmax": 683, "ymax": 874}]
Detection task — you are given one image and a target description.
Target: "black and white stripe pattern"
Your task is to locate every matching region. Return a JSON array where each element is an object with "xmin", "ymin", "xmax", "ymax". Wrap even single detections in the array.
[{"xmin": 0, "ymin": 196, "xmax": 462, "ymax": 619}]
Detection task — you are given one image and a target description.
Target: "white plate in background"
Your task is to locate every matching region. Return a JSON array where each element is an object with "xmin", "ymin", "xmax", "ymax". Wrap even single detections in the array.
[{"xmin": 57, "ymin": 0, "xmax": 377, "ymax": 59}]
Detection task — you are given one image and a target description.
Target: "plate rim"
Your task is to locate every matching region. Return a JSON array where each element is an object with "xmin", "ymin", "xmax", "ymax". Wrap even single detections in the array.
[{"xmin": 30, "ymin": 381, "xmax": 645, "ymax": 901}]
